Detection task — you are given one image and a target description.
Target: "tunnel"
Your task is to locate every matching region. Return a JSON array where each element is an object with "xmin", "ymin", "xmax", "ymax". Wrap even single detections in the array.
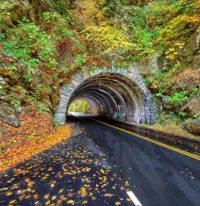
[{"xmin": 54, "ymin": 68, "xmax": 154, "ymax": 125}]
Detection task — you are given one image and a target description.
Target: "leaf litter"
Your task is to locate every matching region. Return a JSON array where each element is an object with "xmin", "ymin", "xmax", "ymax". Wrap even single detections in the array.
[{"xmin": 0, "ymin": 127, "xmax": 133, "ymax": 205}]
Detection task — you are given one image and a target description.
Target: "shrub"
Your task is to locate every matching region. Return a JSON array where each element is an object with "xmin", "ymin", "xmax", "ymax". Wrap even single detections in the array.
[
  {"xmin": 83, "ymin": 26, "xmax": 134, "ymax": 54},
  {"xmin": 10, "ymin": 100, "xmax": 21, "ymax": 109},
  {"xmin": 2, "ymin": 18, "xmax": 57, "ymax": 69},
  {"xmin": 41, "ymin": 12, "xmax": 72, "ymax": 38},
  {"xmin": 166, "ymin": 91, "xmax": 189, "ymax": 104}
]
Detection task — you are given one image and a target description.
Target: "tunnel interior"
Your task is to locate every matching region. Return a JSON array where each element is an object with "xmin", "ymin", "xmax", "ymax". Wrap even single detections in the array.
[{"xmin": 66, "ymin": 73, "xmax": 153, "ymax": 124}]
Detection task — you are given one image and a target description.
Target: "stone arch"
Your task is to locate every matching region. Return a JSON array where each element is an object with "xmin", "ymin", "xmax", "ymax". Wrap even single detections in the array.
[{"xmin": 54, "ymin": 66, "xmax": 154, "ymax": 125}]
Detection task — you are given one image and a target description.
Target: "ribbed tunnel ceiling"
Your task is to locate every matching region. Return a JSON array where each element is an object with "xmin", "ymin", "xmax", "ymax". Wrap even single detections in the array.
[{"xmin": 67, "ymin": 73, "xmax": 149, "ymax": 124}]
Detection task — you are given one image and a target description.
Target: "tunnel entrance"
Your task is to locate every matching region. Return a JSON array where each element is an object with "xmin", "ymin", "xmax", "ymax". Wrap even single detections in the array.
[
  {"xmin": 67, "ymin": 73, "xmax": 148, "ymax": 122},
  {"xmin": 68, "ymin": 99, "xmax": 97, "ymax": 115},
  {"xmin": 54, "ymin": 68, "xmax": 154, "ymax": 125}
]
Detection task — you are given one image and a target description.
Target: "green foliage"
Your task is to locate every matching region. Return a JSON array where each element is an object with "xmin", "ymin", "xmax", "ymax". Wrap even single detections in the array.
[
  {"xmin": 165, "ymin": 86, "xmax": 200, "ymax": 105},
  {"xmin": 147, "ymin": 1, "xmax": 183, "ymax": 26},
  {"xmin": 123, "ymin": 0, "xmax": 200, "ymax": 62},
  {"xmin": 131, "ymin": 26, "xmax": 157, "ymax": 59},
  {"xmin": 41, "ymin": 12, "xmax": 72, "ymax": 38},
  {"xmin": 10, "ymin": 100, "xmax": 21, "ymax": 109},
  {"xmin": 73, "ymin": 55, "xmax": 85, "ymax": 68},
  {"xmin": 26, "ymin": 97, "xmax": 34, "ymax": 105},
  {"xmin": 23, "ymin": 74, "xmax": 32, "ymax": 84},
  {"xmin": 43, "ymin": 0, "xmax": 71, "ymax": 18},
  {"xmin": 14, "ymin": 85, "xmax": 27, "ymax": 94},
  {"xmin": 193, "ymin": 114, "xmax": 199, "ymax": 119},
  {"xmin": 0, "ymin": 33, "xmax": 5, "ymax": 39},
  {"xmin": 101, "ymin": 0, "xmax": 138, "ymax": 17},
  {"xmin": 2, "ymin": 18, "xmax": 57, "ymax": 69},
  {"xmin": 124, "ymin": 6, "xmax": 159, "ymax": 60},
  {"xmin": 166, "ymin": 91, "xmax": 189, "ymax": 104},
  {"xmin": 178, "ymin": 111, "xmax": 187, "ymax": 118}
]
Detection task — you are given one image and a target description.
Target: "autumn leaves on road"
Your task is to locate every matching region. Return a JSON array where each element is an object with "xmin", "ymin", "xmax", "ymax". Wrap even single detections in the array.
[
  {"xmin": 0, "ymin": 132, "xmax": 132, "ymax": 206},
  {"xmin": 0, "ymin": 107, "xmax": 132, "ymax": 206}
]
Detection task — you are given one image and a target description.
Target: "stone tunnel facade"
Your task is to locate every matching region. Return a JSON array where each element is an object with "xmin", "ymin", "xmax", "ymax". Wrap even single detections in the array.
[{"xmin": 54, "ymin": 66, "xmax": 155, "ymax": 125}]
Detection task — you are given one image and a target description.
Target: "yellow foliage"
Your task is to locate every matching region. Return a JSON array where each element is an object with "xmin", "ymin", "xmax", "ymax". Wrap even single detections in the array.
[
  {"xmin": 158, "ymin": 14, "xmax": 199, "ymax": 45},
  {"xmin": 165, "ymin": 42, "xmax": 185, "ymax": 61},
  {"xmin": 83, "ymin": 26, "xmax": 134, "ymax": 54},
  {"xmin": 0, "ymin": 1, "xmax": 14, "ymax": 24},
  {"xmin": 69, "ymin": 100, "xmax": 90, "ymax": 113},
  {"xmin": 192, "ymin": 0, "xmax": 200, "ymax": 9},
  {"xmin": 175, "ymin": 42, "xmax": 185, "ymax": 49},
  {"xmin": 147, "ymin": 1, "xmax": 182, "ymax": 25},
  {"xmin": 71, "ymin": 0, "xmax": 107, "ymax": 26}
]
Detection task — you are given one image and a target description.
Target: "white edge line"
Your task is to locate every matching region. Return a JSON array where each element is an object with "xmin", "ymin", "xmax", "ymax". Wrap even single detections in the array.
[{"xmin": 127, "ymin": 191, "xmax": 143, "ymax": 206}]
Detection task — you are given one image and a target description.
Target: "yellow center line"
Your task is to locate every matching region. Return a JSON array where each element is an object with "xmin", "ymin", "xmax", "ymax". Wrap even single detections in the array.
[{"xmin": 91, "ymin": 118, "xmax": 200, "ymax": 161}]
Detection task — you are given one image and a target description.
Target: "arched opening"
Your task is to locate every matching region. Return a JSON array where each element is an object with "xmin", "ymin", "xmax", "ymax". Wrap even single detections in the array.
[
  {"xmin": 68, "ymin": 99, "xmax": 98, "ymax": 115},
  {"xmin": 54, "ymin": 72, "xmax": 154, "ymax": 125}
]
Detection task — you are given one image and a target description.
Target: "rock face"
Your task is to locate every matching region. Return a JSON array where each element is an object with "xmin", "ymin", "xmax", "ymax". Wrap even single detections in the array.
[
  {"xmin": 182, "ymin": 96, "xmax": 200, "ymax": 117},
  {"xmin": 184, "ymin": 119, "xmax": 200, "ymax": 136},
  {"xmin": 0, "ymin": 102, "xmax": 20, "ymax": 127}
]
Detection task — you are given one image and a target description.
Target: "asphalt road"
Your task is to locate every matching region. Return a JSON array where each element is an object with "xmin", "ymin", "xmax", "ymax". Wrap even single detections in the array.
[
  {"xmin": 79, "ymin": 117, "xmax": 200, "ymax": 206},
  {"xmin": 0, "ymin": 117, "xmax": 200, "ymax": 206}
]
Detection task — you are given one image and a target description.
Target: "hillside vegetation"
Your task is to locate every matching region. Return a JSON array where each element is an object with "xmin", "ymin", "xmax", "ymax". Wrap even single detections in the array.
[{"xmin": 0, "ymin": 0, "xmax": 200, "ymax": 136}]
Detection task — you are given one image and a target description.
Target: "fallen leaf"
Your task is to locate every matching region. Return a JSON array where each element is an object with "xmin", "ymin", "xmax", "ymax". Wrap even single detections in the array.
[
  {"xmin": 9, "ymin": 200, "xmax": 16, "ymax": 204},
  {"xmin": 46, "ymin": 200, "xmax": 51, "ymax": 205},
  {"xmin": 82, "ymin": 200, "xmax": 88, "ymax": 204},
  {"xmin": 100, "ymin": 169, "xmax": 105, "ymax": 174},
  {"xmin": 6, "ymin": 191, "xmax": 12, "ymax": 196},
  {"xmin": 44, "ymin": 194, "xmax": 49, "ymax": 199},
  {"xmin": 58, "ymin": 189, "xmax": 64, "ymax": 194},
  {"xmin": 34, "ymin": 194, "xmax": 39, "ymax": 199},
  {"xmin": 105, "ymin": 193, "xmax": 113, "ymax": 198},
  {"xmin": 60, "ymin": 195, "xmax": 67, "ymax": 200},
  {"xmin": 67, "ymin": 200, "xmax": 75, "ymax": 205},
  {"xmin": 112, "ymin": 186, "xmax": 116, "ymax": 190},
  {"xmin": 124, "ymin": 181, "xmax": 129, "ymax": 186}
]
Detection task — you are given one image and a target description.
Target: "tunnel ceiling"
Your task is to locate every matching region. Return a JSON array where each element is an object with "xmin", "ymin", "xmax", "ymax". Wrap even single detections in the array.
[{"xmin": 54, "ymin": 68, "xmax": 154, "ymax": 126}]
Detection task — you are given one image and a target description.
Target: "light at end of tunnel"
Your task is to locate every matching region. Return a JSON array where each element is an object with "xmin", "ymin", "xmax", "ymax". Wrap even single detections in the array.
[{"xmin": 67, "ymin": 99, "xmax": 98, "ymax": 117}]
